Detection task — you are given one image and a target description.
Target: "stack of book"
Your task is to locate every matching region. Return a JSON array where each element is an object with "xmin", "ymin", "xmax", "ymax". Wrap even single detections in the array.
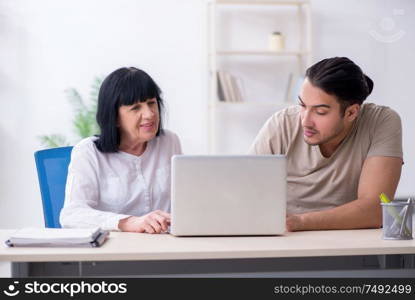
[
  {"xmin": 217, "ymin": 70, "xmax": 244, "ymax": 102},
  {"xmin": 5, "ymin": 227, "xmax": 109, "ymax": 247}
]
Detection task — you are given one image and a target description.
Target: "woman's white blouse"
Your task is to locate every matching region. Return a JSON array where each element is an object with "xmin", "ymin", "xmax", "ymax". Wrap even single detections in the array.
[{"xmin": 59, "ymin": 130, "xmax": 182, "ymax": 230}]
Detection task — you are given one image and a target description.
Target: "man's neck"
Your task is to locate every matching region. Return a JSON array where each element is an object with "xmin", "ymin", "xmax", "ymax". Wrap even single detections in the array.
[{"xmin": 319, "ymin": 123, "xmax": 354, "ymax": 158}]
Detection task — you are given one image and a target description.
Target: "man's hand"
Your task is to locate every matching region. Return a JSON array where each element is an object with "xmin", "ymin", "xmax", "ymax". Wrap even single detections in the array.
[
  {"xmin": 286, "ymin": 214, "xmax": 304, "ymax": 232},
  {"xmin": 118, "ymin": 210, "xmax": 171, "ymax": 233}
]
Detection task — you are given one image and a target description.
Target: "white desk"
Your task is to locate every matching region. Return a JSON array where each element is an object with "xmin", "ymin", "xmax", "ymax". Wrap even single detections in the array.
[{"xmin": 1, "ymin": 229, "xmax": 414, "ymax": 277}]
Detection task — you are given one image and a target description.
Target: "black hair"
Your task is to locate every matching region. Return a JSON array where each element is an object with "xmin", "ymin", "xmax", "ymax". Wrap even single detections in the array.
[
  {"xmin": 305, "ymin": 57, "xmax": 374, "ymax": 114},
  {"xmin": 94, "ymin": 67, "xmax": 164, "ymax": 152}
]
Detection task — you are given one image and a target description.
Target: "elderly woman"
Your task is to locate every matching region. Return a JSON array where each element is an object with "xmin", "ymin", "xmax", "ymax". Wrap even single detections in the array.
[{"xmin": 60, "ymin": 67, "xmax": 182, "ymax": 233}]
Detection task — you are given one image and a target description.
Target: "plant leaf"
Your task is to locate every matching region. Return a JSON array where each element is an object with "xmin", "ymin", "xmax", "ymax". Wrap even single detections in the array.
[
  {"xmin": 38, "ymin": 134, "xmax": 70, "ymax": 148},
  {"xmin": 39, "ymin": 76, "xmax": 102, "ymax": 148},
  {"xmin": 73, "ymin": 113, "xmax": 94, "ymax": 138},
  {"xmin": 65, "ymin": 88, "xmax": 86, "ymax": 114},
  {"xmin": 89, "ymin": 76, "xmax": 104, "ymax": 105}
]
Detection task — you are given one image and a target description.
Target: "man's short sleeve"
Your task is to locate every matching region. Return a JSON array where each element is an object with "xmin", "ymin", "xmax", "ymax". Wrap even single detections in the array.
[
  {"xmin": 367, "ymin": 108, "xmax": 403, "ymax": 159},
  {"xmin": 248, "ymin": 113, "xmax": 284, "ymax": 155}
]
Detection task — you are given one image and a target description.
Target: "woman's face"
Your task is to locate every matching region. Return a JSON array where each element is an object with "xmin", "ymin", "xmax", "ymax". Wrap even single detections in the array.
[{"xmin": 118, "ymin": 98, "xmax": 160, "ymax": 144}]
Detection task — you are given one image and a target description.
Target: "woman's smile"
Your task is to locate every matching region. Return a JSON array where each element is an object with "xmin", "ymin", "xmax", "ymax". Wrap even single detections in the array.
[{"xmin": 140, "ymin": 122, "xmax": 155, "ymax": 130}]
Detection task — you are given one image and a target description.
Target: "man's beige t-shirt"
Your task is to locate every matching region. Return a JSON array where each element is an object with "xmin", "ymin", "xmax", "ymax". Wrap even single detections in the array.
[{"xmin": 249, "ymin": 103, "xmax": 403, "ymax": 215}]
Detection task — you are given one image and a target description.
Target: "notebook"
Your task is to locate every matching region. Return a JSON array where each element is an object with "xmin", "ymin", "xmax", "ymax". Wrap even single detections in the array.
[{"xmin": 5, "ymin": 227, "xmax": 109, "ymax": 247}]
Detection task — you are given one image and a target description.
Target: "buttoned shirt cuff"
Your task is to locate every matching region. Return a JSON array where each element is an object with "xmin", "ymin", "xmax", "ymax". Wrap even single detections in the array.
[{"xmin": 102, "ymin": 214, "xmax": 131, "ymax": 231}]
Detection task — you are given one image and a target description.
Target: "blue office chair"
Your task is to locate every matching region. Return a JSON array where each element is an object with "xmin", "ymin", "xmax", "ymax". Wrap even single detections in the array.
[{"xmin": 34, "ymin": 146, "xmax": 73, "ymax": 228}]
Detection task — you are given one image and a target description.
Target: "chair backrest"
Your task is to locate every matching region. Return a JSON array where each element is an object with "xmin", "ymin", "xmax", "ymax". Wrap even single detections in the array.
[{"xmin": 34, "ymin": 146, "xmax": 73, "ymax": 228}]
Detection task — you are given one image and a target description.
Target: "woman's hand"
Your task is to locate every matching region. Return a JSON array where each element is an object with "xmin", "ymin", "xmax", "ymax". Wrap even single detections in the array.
[{"xmin": 118, "ymin": 210, "xmax": 171, "ymax": 233}]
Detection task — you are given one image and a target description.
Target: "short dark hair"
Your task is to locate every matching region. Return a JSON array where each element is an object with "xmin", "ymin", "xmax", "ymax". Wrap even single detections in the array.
[
  {"xmin": 94, "ymin": 67, "xmax": 164, "ymax": 152},
  {"xmin": 305, "ymin": 57, "xmax": 374, "ymax": 114}
]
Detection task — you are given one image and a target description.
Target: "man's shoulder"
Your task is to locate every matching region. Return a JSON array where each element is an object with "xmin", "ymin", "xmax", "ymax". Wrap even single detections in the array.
[
  {"xmin": 361, "ymin": 103, "xmax": 400, "ymax": 118},
  {"xmin": 265, "ymin": 105, "xmax": 301, "ymax": 144},
  {"xmin": 275, "ymin": 104, "xmax": 301, "ymax": 117},
  {"xmin": 357, "ymin": 103, "xmax": 402, "ymax": 152},
  {"xmin": 270, "ymin": 105, "xmax": 301, "ymax": 125},
  {"xmin": 359, "ymin": 103, "xmax": 401, "ymax": 127},
  {"xmin": 358, "ymin": 103, "xmax": 403, "ymax": 159}
]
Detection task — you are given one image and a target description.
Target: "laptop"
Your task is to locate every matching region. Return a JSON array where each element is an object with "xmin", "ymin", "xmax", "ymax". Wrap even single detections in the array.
[{"xmin": 170, "ymin": 155, "xmax": 286, "ymax": 236}]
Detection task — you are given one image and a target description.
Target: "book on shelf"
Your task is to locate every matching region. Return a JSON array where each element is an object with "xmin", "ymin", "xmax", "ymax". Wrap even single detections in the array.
[
  {"xmin": 217, "ymin": 72, "xmax": 226, "ymax": 101},
  {"xmin": 5, "ymin": 227, "xmax": 109, "ymax": 248},
  {"xmin": 217, "ymin": 70, "xmax": 244, "ymax": 103},
  {"xmin": 234, "ymin": 76, "xmax": 244, "ymax": 103}
]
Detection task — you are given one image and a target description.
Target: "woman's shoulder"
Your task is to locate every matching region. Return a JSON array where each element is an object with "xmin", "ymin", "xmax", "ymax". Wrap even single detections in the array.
[
  {"xmin": 73, "ymin": 136, "xmax": 98, "ymax": 149},
  {"xmin": 71, "ymin": 136, "xmax": 100, "ymax": 158},
  {"xmin": 157, "ymin": 129, "xmax": 180, "ymax": 144},
  {"xmin": 150, "ymin": 129, "xmax": 182, "ymax": 155}
]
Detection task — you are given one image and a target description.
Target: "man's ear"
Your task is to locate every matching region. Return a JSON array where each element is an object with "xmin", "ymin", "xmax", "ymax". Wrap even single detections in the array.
[{"xmin": 345, "ymin": 104, "xmax": 360, "ymax": 122}]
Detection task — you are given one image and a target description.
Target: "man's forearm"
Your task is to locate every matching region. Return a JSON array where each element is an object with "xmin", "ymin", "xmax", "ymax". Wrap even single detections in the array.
[{"xmin": 290, "ymin": 197, "xmax": 382, "ymax": 231}]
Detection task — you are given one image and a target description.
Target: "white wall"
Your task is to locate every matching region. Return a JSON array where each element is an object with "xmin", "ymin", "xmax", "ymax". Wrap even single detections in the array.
[
  {"xmin": 0, "ymin": 0, "xmax": 414, "ymax": 232},
  {"xmin": 0, "ymin": 0, "xmax": 208, "ymax": 229}
]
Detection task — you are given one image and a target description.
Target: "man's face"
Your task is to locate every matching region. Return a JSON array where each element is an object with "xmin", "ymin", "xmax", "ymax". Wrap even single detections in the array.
[{"xmin": 298, "ymin": 78, "xmax": 349, "ymax": 146}]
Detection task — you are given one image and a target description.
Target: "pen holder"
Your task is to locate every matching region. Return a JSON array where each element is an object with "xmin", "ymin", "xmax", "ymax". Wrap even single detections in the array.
[{"xmin": 381, "ymin": 202, "xmax": 413, "ymax": 240}]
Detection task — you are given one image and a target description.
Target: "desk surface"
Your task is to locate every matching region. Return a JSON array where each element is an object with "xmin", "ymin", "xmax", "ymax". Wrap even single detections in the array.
[{"xmin": 0, "ymin": 229, "xmax": 414, "ymax": 262}]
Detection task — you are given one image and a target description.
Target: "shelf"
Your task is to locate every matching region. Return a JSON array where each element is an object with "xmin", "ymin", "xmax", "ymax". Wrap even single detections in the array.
[
  {"xmin": 216, "ymin": 0, "xmax": 309, "ymax": 7},
  {"xmin": 216, "ymin": 50, "xmax": 309, "ymax": 56}
]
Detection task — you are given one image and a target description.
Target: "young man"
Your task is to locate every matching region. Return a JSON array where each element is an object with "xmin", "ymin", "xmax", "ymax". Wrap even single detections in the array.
[{"xmin": 249, "ymin": 57, "xmax": 403, "ymax": 231}]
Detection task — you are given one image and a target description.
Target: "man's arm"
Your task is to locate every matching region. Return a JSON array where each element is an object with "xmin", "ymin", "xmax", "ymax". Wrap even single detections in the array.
[{"xmin": 286, "ymin": 156, "xmax": 402, "ymax": 231}]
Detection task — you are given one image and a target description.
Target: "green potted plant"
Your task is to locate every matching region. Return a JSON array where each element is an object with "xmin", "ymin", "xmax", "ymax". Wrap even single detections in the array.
[{"xmin": 39, "ymin": 77, "xmax": 103, "ymax": 148}]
